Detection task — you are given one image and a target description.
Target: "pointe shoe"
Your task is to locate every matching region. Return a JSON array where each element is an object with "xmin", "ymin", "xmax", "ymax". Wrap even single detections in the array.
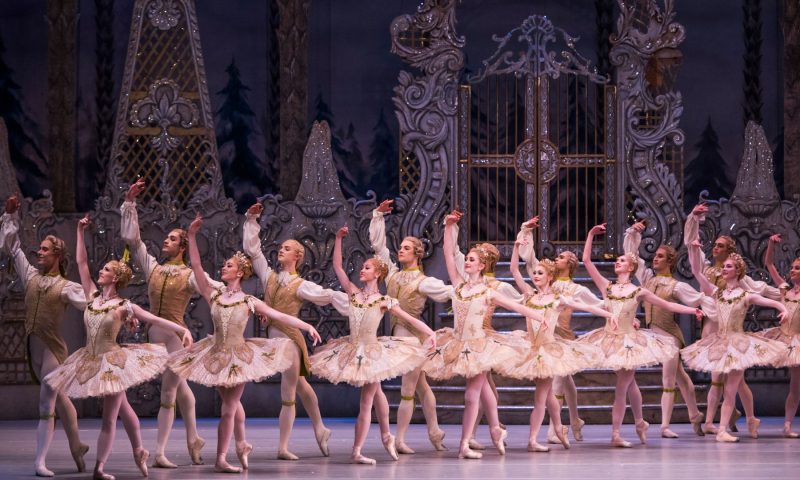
[
  {"xmin": 571, "ymin": 419, "xmax": 585, "ymax": 442},
  {"xmin": 661, "ymin": 427, "xmax": 679, "ymax": 439},
  {"xmin": 428, "ymin": 429, "xmax": 448, "ymax": 451},
  {"xmin": 34, "ymin": 465, "xmax": 55, "ymax": 477},
  {"xmin": 133, "ymin": 447, "xmax": 149, "ymax": 477},
  {"xmin": 635, "ymin": 420, "xmax": 649, "ymax": 444},
  {"xmin": 382, "ymin": 434, "xmax": 399, "ymax": 461},
  {"xmin": 729, "ymin": 408, "xmax": 741, "ymax": 432},
  {"xmin": 611, "ymin": 432, "xmax": 632, "ymax": 448},
  {"xmin": 277, "ymin": 450, "xmax": 299, "ymax": 461},
  {"xmin": 491, "ymin": 426, "xmax": 508, "ymax": 455},
  {"xmin": 554, "ymin": 425, "xmax": 571, "ymax": 449},
  {"xmin": 93, "ymin": 465, "xmax": 115, "ymax": 480},
  {"xmin": 188, "ymin": 437, "xmax": 205, "ymax": 465},
  {"xmin": 783, "ymin": 424, "xmax": 800, "ymax": 438},
  {"xmin": 315, "ymin": 427, "xmax": 331, "ymax": 457},
  {"xmin": 702, "ymin": 423, "xmax": 718, "ymax": 435},
  {"xmin": 458, "ymin": 441, "xmax": 482, "ymax": 459},
  {"xmin": 236, "ymin": 442, "xmax": 253, "ymax": 469},
  {"xmin": 716, "ymin": 430, "xmax": 739, "ymax": 443},
  {"xmin": 396, "ymin": 440, "xmax": 415, "ymax": 454},
  {"xmin": 527, "ymin": 442, "xmax": 550, "ymax": 452},
  {"xmin": 468, "ymin": 438, "xmax": 485, "ymax": 450},
  {"xmin": 690, "ymin": 413, "xmax": 705, "ymax": 437},
  {"xmin": 151, "ymin": 454, "xmax": 177, "ymax": 469},
  {"xmin": 71, "ymin": 443, "xmax": 90, "ymax": 472},
  {"xmin": 747, "ymin": 417, "xmax": 760, "ymax": 439},
  {"xmin": 351, "ymin": 453, "xmax": 377, "ymax": 465}
]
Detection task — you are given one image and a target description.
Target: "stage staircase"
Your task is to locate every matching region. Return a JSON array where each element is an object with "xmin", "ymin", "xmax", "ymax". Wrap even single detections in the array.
[{"xmin": 385, "ymin": 261, "xmax": 708, "ymax": 425}]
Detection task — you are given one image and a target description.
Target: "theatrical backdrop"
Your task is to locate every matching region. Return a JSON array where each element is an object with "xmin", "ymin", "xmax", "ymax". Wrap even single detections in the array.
[{"xmin": 0, "ymin": 0, "xmax": 797, "ymax": 421}]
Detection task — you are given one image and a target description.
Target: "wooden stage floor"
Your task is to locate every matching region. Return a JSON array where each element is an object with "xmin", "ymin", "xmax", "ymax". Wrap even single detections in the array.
[{"xmin": 1, "ymin": 417, "xmax": 797, "ymax": 479}]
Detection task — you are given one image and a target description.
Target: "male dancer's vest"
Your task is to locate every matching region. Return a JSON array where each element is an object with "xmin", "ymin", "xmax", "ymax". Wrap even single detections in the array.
[
  {"xmin": 263, "ymin": 274, "xmax": 311, "ymax": 375},
  {"xmin": 644, "ymin": 275, "xmax": 685, "ymax": 347},
  {"xmin": 147, "ymin": 265, "xmax": 193, "ymax": 328},
  {"xmin": 387, "ymin": 272, "xmax": 427, "ymax": 342},
  {"xmin": 24, "ymin": 275, "xmax": 70, "ymax": 364}
]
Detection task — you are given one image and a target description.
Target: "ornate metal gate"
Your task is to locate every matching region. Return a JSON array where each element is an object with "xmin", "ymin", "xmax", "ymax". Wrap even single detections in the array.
[{"xmin": 455, "ymin": 16, "xmax": 616, "ymax": 257}]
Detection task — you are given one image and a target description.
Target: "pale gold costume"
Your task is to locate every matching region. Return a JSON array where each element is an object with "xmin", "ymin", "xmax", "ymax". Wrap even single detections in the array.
[
  {"xmin": 309, "ymin": 294, "xmax": 427, "ymax": 386},
  {"xmin": 760, "ymin": 296, "xmax": 800, "ymax": 368},
  {"xmin": 44, "ymin": 292, "xmax": 168, "ymax": 398}
]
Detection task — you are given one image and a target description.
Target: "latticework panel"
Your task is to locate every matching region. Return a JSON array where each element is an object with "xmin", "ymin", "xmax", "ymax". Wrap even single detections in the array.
[
  {"xmin": 0, "ymin": 297, "xmax": 32, "ymax": 384},
  {"xmin": 399, "ymin": 148, "xmax": 421, "ymax": 195},
  {"xmin": 131, "ymin": 9, "xmax": 199, "ymax": 93}
]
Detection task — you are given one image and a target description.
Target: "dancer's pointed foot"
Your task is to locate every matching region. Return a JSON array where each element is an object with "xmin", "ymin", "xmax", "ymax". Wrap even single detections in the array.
[
  {"xmin": 277, "ymin": 449, "xmax": 299, "ymax": 461},
  {"xmin": 382, "ymin": 433, "xmax": 399, "ymax": 461},
  {"xmin": 93, "ymin": 462, "xmax": 115, "ymax": 480},
  {"xmin": 351, "ymin": 450, "xmax": 377, "ymax": 465},
  {"xmin": 428, "ymin": 428, "xmax": 447, "ymax": 451},
  {"xmin": 571, "ymin": 418, "xmax": 586, "ymax": 442},
  {"xmin": 690, "ymin": 413, "xmax": 705, "ymax": 437},
  {"xmin": 467, "ymin": 438, "xmax": 485, "ymax": 450},
  {"xmin": 554, "ymin": 424, "xmax": 571, "ymax": 449},
  {"xmin": 611, "ymin": 431, "xmax": 632, "ymax": 448},
  {"xmin": 188, "ymin": 437, "xmax": 205, "ymax": 465},
  {"xmin": 490, "ymin": 426, "xmax": 508, "ymax": 455},
  {"xmin": 783, "ymin": 422, "xmax": 800, "ymax": 438},
  {"xmin": 635, "ymin": 420, "xmax": 649, "ymax": 444},
  {"xmin": 396, "ymin": 440, "xmax": 415, "ymax": 454},
  {"xmin": 133, "ymin": 447, "xmax": 149, "ymax": 477},
  {"xmin": 458, "ymin": 441, "xmax": 482, "ymax": 459},
  {"xmin": 151, "ymin": 454, "xmax": 177, "ymax": 469},
  {"xmin": 34, "ymin": 465, "xmax": 54, "ymax": 477},
  {"xmin": 527, "ymin": 442, "xmax": 550, "ymax": 452},
  {"xmin": 236, "ymin": 442, "xmax": 253, "ymax": 470},
  {"xmin": 661, "ymin": 427, "xmax": 679, "ymax": 439},
  {"xmin": 716, "ymin": 429, "xmax": 739, "ymax": 443},
  {"xmin": 747, "ymin": 417, "xmax": 760, "ymax": 439},
  {"xmin": 315, "ymin": 427, "xmax": 331, "ymax": 457},
  {"xmin": 70, "ymin": 443, "xmax": 90, "ymax": 472},
  {"xmin": 729, "ymin": 408, "xmax": 741, "ymax": 432}
]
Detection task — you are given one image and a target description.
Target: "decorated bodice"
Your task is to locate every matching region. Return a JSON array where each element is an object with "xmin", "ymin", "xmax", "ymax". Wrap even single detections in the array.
[
  {"xmin": 603, "ymin": 286, "xmax": 641, "ymax": 334},
  {"xmin": 264, "ymin": 273, "xmax": 304, "ymax": 317},
  {"xmin": 210, "ymin": 292, "xmax": 255, "ymax": 348},
  {"xmin": 523, "ymin": 295, "xmax": 560, "ymax": 346},
  {"xmin": 387, "ymin": 269, "xmax": 427, "ymax": 319},
  {"xmin": 703, "ymin": 265, "xmax": 727, "ymax": 290},
  {"xmin": 552, "ymin": 279, "xmax": 579, "ymax": 327},
  {"xmin": 347, "ymin": 294, "xmax": 394, "ymax": 345},
  {"xmin": 452, "ymin": 283, "xmax": 494, "ymax": 340},
  {"xmin": 644, "ymin": 275, "xmax": 678, "ymax": 326},
  {"xmin": 714, "ymin": 289, "xmax": 749, "ymax": 335},
  {"xmin": 24, "ymin": 274, "xmax": 68, "ymax": 336},
  {"xmin": 84, "ymin": 295, "xmax": 130, "ymax": 356},
  {"xmin": 782, "ymin": 295, "xmax": 800, "ymax": 336},
  {"xmin": 147, "ymin": 262, "xmax": 193, "ymax": 326}
]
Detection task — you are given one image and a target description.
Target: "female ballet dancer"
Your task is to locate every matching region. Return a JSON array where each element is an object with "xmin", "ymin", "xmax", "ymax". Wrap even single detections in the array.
[
  {"xmin": 683, "ymin": 240, "xmax": 787, "ymax": 442},
  {"xmin": 422, "ymin": 210, "xmax": 518, "ymax": 460},
  {"xmin": 169, "ymin": 214, "xmax": 322, "ymax": 473},
  {"xmin": 0, "ymin": 196, "xmax": 89, "ymax": 477},
  {"xmin": 763, "ymin": 234, "xmax": 800, "ymax": 437},
  {"xmin": 243, "ymin": 203, "xmax": 343, "ymax": 459},
  {"xmin": 492, "ymin": 241, "xmax": 607, "ymax": 452},
  {"xmin": 45, "ymin": 215, "xmax": 193, "ymax": 480},
  {"xmin": 308, "ymin": 225, "xmax": 436, "ymax": 465},
  {"xmin": 624, "ymin": 221, "xmax": 705, "ymax": 438},
  {"xmin": 368, "ymin": 199, "xmax": 452, "ymax": 453},
  {"xmin": 685, "ymin": 203, "xmax": 781, "ymax": 435},
  {"xmin": 121, "ymin": 179, "xmax": 217, "ymax": 467},
  {"xmin": 579, "ymin": 223, "xmax": 702, "ymax": 447},
  {"xmin": 516, "ymin": 216, "xmax": 603, "ymax": 443}
]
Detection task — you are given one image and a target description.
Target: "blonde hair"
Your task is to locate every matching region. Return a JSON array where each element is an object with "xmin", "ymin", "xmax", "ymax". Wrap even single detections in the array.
[
  {"xmin": 366, "ymin": 256, "xmax": 390, "ymax": 283},
  {"xmin": 727, "ymin": 253, "xmax": 746, "ymax": 280},
  {"xmin": 402, "ymin": 236, "xmax": 425, "ymax": 265},
  {"xmin": 537, "ymin": 259, "xmax": 557, "ymax": 284},
  {"xmin": 620, "ymin": 253, "xmax": 639, "ymax": 275},
  {"xmin": 717, "ymin": 235, "xmax": 737, "ymax": 255},
  {"xmin": 283, "ymin": 239, "xmax": 306, "ymax": 264},
  {"xmin": 231, "ymin": 251, "xmax": 253, "ymax": 280},
  {"xmin": 470, "ymin": 243, "xmax": 500, "ymax": 274},
  {"xmin": 107, "ymin": 260, "xmax": 133, "ymax": 289},
  {"xmin": 657, "ymin": 245, "xmax": 678, "ymax": 273},
  {"xmin": 559, "ymin": 251, "xmax": 578, "ymax": 277},
  {"xmin": 43, "ymin": 235, "xmax": 69, "ymax": 276},
  {"xmin": 170, "ymin": 228, "xmax": 189, "ymax": 261}
]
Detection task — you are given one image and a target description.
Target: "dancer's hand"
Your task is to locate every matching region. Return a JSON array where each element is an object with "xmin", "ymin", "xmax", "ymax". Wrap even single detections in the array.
[
  {"xmin": 694, "ymin": 308, "xmax": 705, "ymax": 322},
  {"xmin": 689, "ymin": 239, "xmax": 703, "ymax": 249},
  {"xmin": 180, "ymin": 329, "xmax": 193, "ymax": 348},
  {"xmin": 514, "ymin": 238, "xmax": 528, "ymax": 247},
  {"xmin": 609, "ymin": 316, "xmax": 619, "ymax": 330},
  {"xmin": 376, "ymin": 199, "xmax": 393, "ymax": 214},
  {"xmin": 633, "ymin": 318, "xmax": 641, "ymax": 329},
  {"xmin": 631, "ymin": 220, "xmax": 646, "ymax": 233},
  {"xmin": 691, "ymin": 203, "xmax": 708, "ymax": 217},
  {"xmin": 306, "ymin": 325, "xmax": 322, "ymax": 345},
  {"xmin": 778, "ymin": 311, "xmax": 789, "ymax": 325},
  {"xmin": 425, "ymin": 331, "xmax": 437, "ymax": 351},
  {"xmin": 5, "ymin": 194, "xmax": 19, "ymax": 214},
  {"xmin": 188, "ymin": 212, "xmax": 202, "ymax": 235},
  {"xmin": 78, "ymin": 214, "xmax": 91, "ymax": 231},
  {"xmin": 588, "ymin": 223, "xmax": 606, "ymax": 236},
  {"xmin": 246, "ymin": 202, "xmax": 263, "ymax": 217},
  {"xmin": 336, "ymin": 225, "xmax": 349, "ymax": 238},
  {"xmin": 769, "ymin": 233, "xmax": 782, "ymax": 244},
  {"xmin": 125, "ymin": 179, "xmax": 145, "ymax": 202},
  {"xmin": 444, "ymin": 210, "xmax": 463, "ymax": 226},
  {"xmin": 522, "ymin": 216, "xmax": 539, "ymax": 229}
]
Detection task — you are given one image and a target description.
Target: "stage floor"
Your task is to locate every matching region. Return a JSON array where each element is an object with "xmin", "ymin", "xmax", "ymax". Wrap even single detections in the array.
[{"xmin": 1, "ymin": 417, "xmax": 797, "ymax": 479}]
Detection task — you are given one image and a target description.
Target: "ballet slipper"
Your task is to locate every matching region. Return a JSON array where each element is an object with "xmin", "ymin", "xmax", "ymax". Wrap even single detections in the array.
[
  {"xmin": 188, "ymin": 437, "xmax": 205, "ymax": 465},
  {"xmin": 395, "ymin": 440, "xmax": 415, "ymax": 454},
  {"xmin": 571, "ymin": 419, "xmax": 585, "ymax": 442},
  {"xmin": 315, "ymin": 427, "xmax": 331, "ymax": 457},
  {"xmin": 660, "ymin": 427, "xmax": 679, "ymax": 439},
  {"xmin": 428, "ymin": 428, "xmax": 447, "ymax": 451},
  {"xmin": 747, "ymin": 417, "xmax": 760, "ymax": 439},
  {"xmin": 729, "ymin": 408, "xmax": 741, "ymax": 432},
  {"xmin": 690, "ymin": 413, "xmax": 705, "ymax": 437},
  {"xmin": 93, "ymin": 462, "xmax": 115, "ymax": 480},
  {"xmin": 34, "ymin": 465, "xmax": 54, "ymax": 477},
  {"xmin": 715, "ymin": 429, "xmax": 739, "ymax": 443},
  {"xmin": 214, "ymin": 456, "xmax": 242, "ymax": 474},
  {"xmin": 490, "ymin": 426, "xmax": 507, "ymax": 455},
  {"xmin": 458, "ymin": 441, "xmax": 482, "ymax": 459},
  {"xmin": 70, "ymin": 443, "xmax": 90, "ymax": 472},
  {"xmin": 611, "ymin": 431, "xmax": 632, "ymax": 448},
  {"xmin": 382, "ymin": 433, "xmax": 399, "ymax": 461},
  {"xmin": 783, "ymin": 423, "xmax": 800, "ymax": 438},
  {"xmin": 351, "ymin": 450, "xmax": 377, "ymax": 465},
  {"xmin": 702, "ymin": 423, "xmax": 718, "ymax": 435},
  {"xmin": 133, "ymin": 447, "xmax": 149, "ymax": 477},
  {"xmin": 151, "ymin": 454, "xmax": 177, "ymax": 469},
  {"xmin": 635, "ymin": 420, "xmax": 649, "ymax": 444},
  {"xmin": 554, "ymin": 424, "xmax": 570, "ymax": 449},
  {"xmin": 236, "ymin": 441, "xmax": 253, "ymax": 469},
  {"xmin": 277, "ymin": 450, "xmax": 299, "ymax": 461},
  {"xmin": 527, "ymin": 442, "xmax": 550, "ymax": 452},
  {"xmin": 468, "ymin": 438, "xmax": 485, "ymax": 450}
]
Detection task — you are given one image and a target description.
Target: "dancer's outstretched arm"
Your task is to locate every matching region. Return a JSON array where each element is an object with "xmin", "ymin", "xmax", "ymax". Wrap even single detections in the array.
[
  {"xmin": 748, "ymin": 293, "xmax": 789, "ymax": 324},
  {"xmin": 638, "ymin": 288, "xmax": 704, "ymax": 319},
  {"xmin": 386, "ymin": 303, "xmax": 436, "ymax": 347},
  {"xmin": 764, "ymin": 234, "xmax": 787, "ymax": 288},
  {"xmin": 443, "ymin": 210, "xmax": 465, "ymax": 286},
  {"xmin": 688, "ymin": 240, "xmax": 715, "ymax": 296},
  {"xmin": 490, "ymin": 290, "xmax": 546, "ymax": 323},
  {"xmin": 252, "ymin": 299, "xmax": 322, "ymax": 345},
  {"xmin": 186, "ymin": 214, "xmax": 213, "ymax": 303},
  {"xmin": 333, "ymin": 225, "xmax": 358, "ymax": 295},
  {"xmin": 128, "ymin": 303, "xmax": 192, "ymax": 347},
  {"xmin": 509, "ymin": 239, "xmax": 534, "ymax": 296},
  {"xmin": 76, "ymin": 215, "xmax": 97, "ymax": 297},
  {"xmin": 583, "ymin": 224, "xmax": 610, "ymax": 293}
]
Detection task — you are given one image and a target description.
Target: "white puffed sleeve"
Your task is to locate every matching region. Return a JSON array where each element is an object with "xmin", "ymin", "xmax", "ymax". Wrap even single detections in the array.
[
  {"xmin": 418, "ymin": 275, "xmax": 454, "ymax": 303},
  {"xmin": 120, "ymin": 201, "xmax": 158, "ymax": 278},
  {"xmin": 516, "ymin": 225, "xmax": 539, "ymax": 281},
  {"xmin": 623, "ymin": 226, "xmax": 652, "ymax": 286},
  {"xmin": 369, "ymin": 209, "xmax": 400, "ymax": 281},
  {"xmin": 61, "ymin": 280, "xmax": 88, "ymax": 311},
  {"xmin": 0, "ymin": 212, "xmax": 37, "ymax": 288},
  {"xmin": 297, "ymin": 279, "xmax": 345, "ymax": 306},
  {"xmin": 673, "ymin": 281, "xmax": 704, "ymax": 308},
  {"xmin": 242, "ymin": 212, "xmax": 274, "ymax": 284}
]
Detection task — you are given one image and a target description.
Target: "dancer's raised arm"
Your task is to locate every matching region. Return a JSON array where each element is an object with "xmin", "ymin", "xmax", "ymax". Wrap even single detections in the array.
[
  {"xmin": 623, "ymin": 221, "xmax": 651, "ymax": 285},
  {"xmin": 187, "ymin": 213, "xmax": 213, "ymax": 303},
  {"xmin": 76, "ymin": 215, "xmax": 96, "ymax": 297},
  {"xmin": 764, "ymin": 234, "xmax": 787, "ymax": 288},
  {"xmin": 443, "ymin": 210, "xmax": 465, "ymax": 285},
  {"xmin": 516, "ymin": 216, "xmax": 540, "ymax": 280},
  {"xmin": 509, "ymin": 238, "xmax": 534, "ymax": 296},
  {"xmin": 333, "ymin": 226, "xmax": 357, "ymax": 295},
  {"xmin": 688, "ymin": 240, "xmax": 715, "ymax": 296},
  {"xmin": 583, "ymin": 223, "xmax": 610, "ymax": 293}
]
